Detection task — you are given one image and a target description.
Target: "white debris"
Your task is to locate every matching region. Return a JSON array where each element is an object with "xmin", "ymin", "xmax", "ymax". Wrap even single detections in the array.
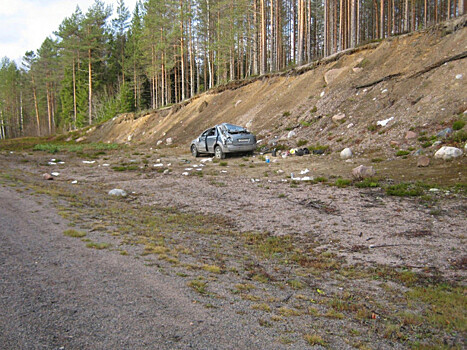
[
  {"xmin": 51, "ymin": 158, "xmax": 56, "ymax": 162},
  {"xmin": 58, "ymin": 161, "xmax": 65, "ymax": 165},
  {"xmin": 381, "ymin": 89, "xmax": 388, "ymax": 94},
  {"xmin": 127, "ymin": 134, "xmax": 132, "ymax": 141},
  {"xmin": 153, "ymin": 163, "xmax": 164, "ymax": 167},
  {"xmin": 102, "ymin": 164, "xmax": 110, "ymax": 167},
  {"xmin": 455, "ymin": 74, "xmax": 463, "ymax": 80},
  {"xmin": 200, "ymin": 158, "xmax": 213, "ymax": 163},
  {"xmin": 287, "ymin": 130, "xmax": 296, "ymax": 139},
  {"xmin": 221, "ymin": 170, "xmax": 228, "ymax": 173},
  {"xmin": 340, "ymin": 148, "xmax": 353, "ymax": 160},
  {"xmin": 300, "ymin": 168, "xmax": 310, "ymax": 175},
  {"xmin": 185, "ymin": 168, "xmax": 193, "ymax": 171},
  {"xmin": 196, "ymin": 168, "xmax": 202, "ymax": 171},
  {"xmin": 48, "ymin": 162, "xmax": 57, "ymax": 165},
  {"xmin": 71, "ymin": 180, "xmax": 78, "ymax": 184},
  {"xmin": 347, "ymin": 123, "xmax": 354, "ymax": 129},
  {"xmin": 320, "ymin": 91, "xmax": 325, "ymax": 97},
  {"xmin": 108, "ymin": 189, "xmax": 127, "ymax": 197},
  {"xmin": 51, "ymin": 172, "xmax": 60, "ymax": 176},
  {"xmin": 82, "ymin": 160, "xmax": 96, "ymax": 164},
  {"xmin": 182, "ymin": 172, "xmax": 189, "ymax": 176},
  {"xmin": 377, "ymin": 116, "xmax": 394, "ymax": 127}
]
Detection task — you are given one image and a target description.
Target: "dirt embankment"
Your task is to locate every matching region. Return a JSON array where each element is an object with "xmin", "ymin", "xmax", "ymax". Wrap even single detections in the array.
[{"xmin": 87, "ymin": 16, "xmax": 467, "ymax": 158}]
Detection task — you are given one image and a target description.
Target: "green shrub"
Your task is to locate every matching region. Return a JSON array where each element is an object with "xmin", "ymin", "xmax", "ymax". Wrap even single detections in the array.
[
  {"xmin": 452, "ymin": 120, "xmax": 465, "ymax": 131},
  {"xmin": 386, "ymin": 183, "xmax": 424, "ymax": 197},
  {"xmin": 396, "ymin": 150, "xmax": 410, "ymax": 156},
  {"xmin": 297, "ymin": 139, "xmax": 308, "ymax": 147}
]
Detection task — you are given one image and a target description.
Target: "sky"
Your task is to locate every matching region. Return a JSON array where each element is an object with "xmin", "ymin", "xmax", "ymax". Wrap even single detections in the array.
[{"xmin": 0, "ymin": 0, "xmax": 138, "ymax": 65}]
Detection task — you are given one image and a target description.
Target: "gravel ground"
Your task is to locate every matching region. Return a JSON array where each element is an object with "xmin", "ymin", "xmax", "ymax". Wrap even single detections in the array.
[
  {"xmin": 0, "ymin": 185, "xmax": 294, "ymax": 349},
  {"xmin": 1, "ymin": 148, "xmax": 465, "ymax": 349}
]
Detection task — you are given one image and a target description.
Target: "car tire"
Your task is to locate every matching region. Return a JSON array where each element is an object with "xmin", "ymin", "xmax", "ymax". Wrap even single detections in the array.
[
  {"xmin": 191, "ymin": 145, "xmax": 199, "ymax": 157},
  {"xmin": 215, "ymin": 145, "xmax": 225, "ymax": 159}
]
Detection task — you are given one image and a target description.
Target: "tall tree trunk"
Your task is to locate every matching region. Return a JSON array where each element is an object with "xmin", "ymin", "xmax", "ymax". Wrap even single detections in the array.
[
  {"xmin": 404, "ymin": 0, "xmax": 409, "ymax": 32},
  {"xmin": 260, "ymin": 0, "xmax": 267, "ymax": 75},
  {"xmin": 460, "ymin": 0, "xmax": 465, "ymax": 15},
  {"xmin": 72, "ymin": 56, "xmax": 77, "ymax": 129},
  {"xmin": 31, "ymin": 74, "xmax": 40, "ymax": 136},
  {"xmin": 351, "ymin": 0, "xmax": 357, "ymax": 47},
  {"xmin": 252, "ymin": 0, "xmax": 258, "ymax": 76},
  {"xmin": 180, "ymin": 0, "xmax": 185, "ymax": 101},
  {"xmin": 88, "ymin": 48, "xmax": 92, "ymax": 125},
  {"xmin": 380, "ymin": 0, "xmax": 385, "ymax": 38}
]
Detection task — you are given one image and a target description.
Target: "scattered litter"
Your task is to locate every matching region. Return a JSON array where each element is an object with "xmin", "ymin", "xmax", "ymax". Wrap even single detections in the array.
[
  {"xmin": 48, "ymin": 162, "xmax": 57, "ymax": 165},
  {"xmin": 71, "ymin": 180, "xmax": 78, "ymax": 184},
  {"xmin": 108, "ymin": 189, "xmax": 127, "ymax": 197},
  {"xmin": 300, "ymin": 168, "xmax": 310, "ymax": 175},
  {"xmin": 381, "ymin": 89, "xmax": 388, "ymax": 94},
  {"xmin": 220, "ymin": 170, "xmax": 228, "ymax": 173},
  {"xmin": 82, "ymin": 160, "xmax": 96, "ymax": 164},
  {"xmin": 429, "ymin": 188, "xmax": 440, "ymax": 192},
  {"xmin": 156, "ymin": 159, "xmax": 161, "ymax": 163},
  {"xmin": 317, "ymin": 289, "xmax": 325, "ymax": 295},
  {"xmin": 102, "ymin": 164, "xmax": 110, "ymax": 167},
  {"xmin": 281, "ymin": 179, "xmax": 288, "ymax": 182},
  {"xmin": 347, "ymin": 123, "xmax": 354, "ymax": 129},
  {"xmin": 265, "ymin": 156, "xmax": 270, "ymax": 163},
  {"xmin": 58, "ymin": 161, "xmax": 65, "ymax": 165},
  {"xmin": 163, "ymin": 169, "xmax": 170, "ymax": 174},
  {"xmin": 373, "ymin": 97, "xmax": 377, "ymax": 101},
  {"xmin": 153, "ymin": 163, "xmax": 164, "ymax": 167},
  {"xmin": 182, "ymin": 172, "xmax": 189, "ymax": 176},
  {"xmin": 376, "ymin": 116, "xmax": 394, "ymax": 127},
  {"xmin": 455, "ymin": 74, "xmax": 463, "ymax": 79},
  {"xmin": 320, "ymin": 91, "xmax": 325, "ymax": 97},
  {"xmin": 185, "ymin": 168, "xmax": 193, "ymax": 171},
  {"xmin": 256, "ymin": 139, "xmax": 263, "ymax": 144},
  {"xmin": 51, "ymin": 159, "xmax": 56, "ymax": 162},
  {"xmin": 51, "ymin": 172, "xmax": 60, "ymax": 176},
  {"xmin": 277, "ymin": 170, "xmax": 284, "ymax": 174},
  {"xmin": 166, "ymin": 163, "xmax": 171, "ymax": 167},
  {"xmin": 195, "ymin": 168, "xmax": 202, "ymax": 171}
]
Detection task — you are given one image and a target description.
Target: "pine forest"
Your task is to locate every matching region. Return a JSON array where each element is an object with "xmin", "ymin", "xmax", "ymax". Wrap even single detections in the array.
[{"xmin": 0, "ymin": 0, "xmax": 464, "ymax": 139}]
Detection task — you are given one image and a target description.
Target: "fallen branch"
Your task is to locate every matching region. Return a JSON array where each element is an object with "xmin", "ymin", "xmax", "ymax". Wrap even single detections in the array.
[
  {"xmin": 355, "ymin": 73, "xmax": 403, "ymax": 89},
  {"xmin": 369, "ymin": 243, "xmax": 420, "ymax": 249},
  {"xmin": 408, "ymin": 50, "xmax": 467, "ymax": 79}
]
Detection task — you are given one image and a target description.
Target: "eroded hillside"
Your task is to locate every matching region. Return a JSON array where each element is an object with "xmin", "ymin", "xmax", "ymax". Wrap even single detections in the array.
[{"xmin": 87, "ymin": 16, "xmax": 466, "ymax": 159}]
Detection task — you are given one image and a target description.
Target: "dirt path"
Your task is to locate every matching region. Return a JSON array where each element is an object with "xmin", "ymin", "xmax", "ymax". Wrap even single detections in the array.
[{"xmin": 0, "ymin": 185, "xmax": 288, "ymax": 349}]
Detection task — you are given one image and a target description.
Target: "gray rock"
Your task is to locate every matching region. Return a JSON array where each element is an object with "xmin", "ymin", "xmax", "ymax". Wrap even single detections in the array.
[
  {"xmin": 436, "ymin": 128, "xmax": 452, "ymax": 138},
  {"xmin": 352, "ymin": 165, "xmax": 376, "ymax": 179},
  {"xmin": 108, "ymin": 189, "xmax": 128, "ymax": 197},
  {"xmin": 417, "ymin": 156, "xmax": 430, "ymax": 167},
  {"xmin": 434, "ymin": 146, "xmax": 463, "ymax": 160},
  {"xmin": 432, "ymin": 141, "xmax": 442, "ymax": 147},
  {"xmin": 414, "ymin": 149, "xmax": 424, "ymax": 156},
  {"xmin": 340, "ymin": 147, "xmax": 353, "ymax": 160},
  {"xmin": 166, "ymin": 138, "xmax": 173, "ymax": 145}
]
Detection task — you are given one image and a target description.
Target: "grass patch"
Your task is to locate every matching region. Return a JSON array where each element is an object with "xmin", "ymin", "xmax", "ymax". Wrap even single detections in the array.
[
  {"xmin": 452, "ymin": 120, "xmax": 465, "ymax": 130},
  {"xmin": 63, "ymin": 229, "xmax": 86, "ymax": 238},
  {"xmin": 355, "ymin": 178, "xmax": 379, "ymax": 188},
  {"xmin": 406, "ymin": 285, "xmax": 466, "ymax": 332},
  {"xmin": 86, "ymin": 242, "xmax": 111, "ymax": 250},
  {"xmin": 396, "ymin": 150, "xmax": 411, "ymax": 157},
  {"xmin": 112, "ymin": 165, "xmax": 139, "ymax": 171},
  {"xmin": 187, "ymin": 279, "xmax": 207, "ymax": 294},
  {"xmin": 252, "ymin": 303, "xmax": 271, "ymax": 312},
  {"xmin": 334, "ymin": 178, "xmax": 351, "ymax": 188},
  {"xmin": 202, "ymin": 264, "xmax": 221, "ymax": 274},
  {"xmin": 386, "ymin": 183, "xmax": 424, "ymax": 197},
  {"xmin": 304, "ymin": 334, "xmax": 325, "ymax": 346},
  {"xmin": 297, "ymin": 139, "xmax": 308, "ymax": 147},
  {"xmin": 219, "ymin": 161, "xmax": 228, "ymax": 166},
  {"xmin": 243, "ymin": 232, "xmax": 293, "ymax": 259}
]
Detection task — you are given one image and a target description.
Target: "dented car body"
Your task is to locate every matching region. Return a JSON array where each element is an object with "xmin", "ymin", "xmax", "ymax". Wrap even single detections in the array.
[{"xmin": 190, "ymin": 123, "xmax": 256, "ymax": 159}]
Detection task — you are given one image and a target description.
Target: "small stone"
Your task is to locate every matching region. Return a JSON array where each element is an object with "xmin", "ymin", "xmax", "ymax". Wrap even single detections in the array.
[
  {"xmin": 405, "ymin": 131, "xmax": 417, "ymax": 139},
  {"xmin": 390, "ymin": 141, "xmax": 400, "ymax": 147},
  {"xmin": 108, "ymin": 189, "xmax": 127, "ymax": 197},
  {"xmin": 417, "ymin": 156, "xmax": 430, "ymax": 167},
  {"xmin": 340, "ymin": 148, "xmax": 353, "ymax": 160},
  {"xmin": 434, "ymin": 146, "xmax": 462, "ymax": 160},
  {"xmin": 455, "ymin": 74, "xmax": 463, "ymax": 80},
  {"xmin": 287, "ymin": 130, "xmax": 296, "ymax": 139},
  {"xmin": 332, "ymin": 113, "xmax": 346, "ymax": 124},
  {"xmin": 166, "ymin": 137, "xmax": 173, "ymax": 145},
  {"xmin": 352, "ymin": 165, "xmax": 376, "ymax": 179},
  {"xmin": 156, "ymin": 140, "xmax": 163, "ymax": 146},
  {"xmin": 42, "ymin": 173, "xmax": 53, "ymax": 180}
]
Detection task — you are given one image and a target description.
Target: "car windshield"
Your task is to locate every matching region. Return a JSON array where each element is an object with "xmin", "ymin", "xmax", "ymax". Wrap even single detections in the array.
[{"xmin": 222, "ymin": 123, "xmax": 247, "ymax": 134}]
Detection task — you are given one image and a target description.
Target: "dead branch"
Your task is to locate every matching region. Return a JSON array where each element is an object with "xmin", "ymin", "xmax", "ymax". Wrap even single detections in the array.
[
  {"xmin": 408, "ymin": 51, "xmax": 467, "ymax": 79},
  {"xmin": 355, "ymin": 73, "xmax": 403, "ymax": 89}
]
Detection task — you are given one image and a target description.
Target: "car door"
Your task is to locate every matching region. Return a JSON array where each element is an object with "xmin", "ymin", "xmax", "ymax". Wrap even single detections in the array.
[
  {"xmin": 198, "ymin": 129, "xmax": 210, "ymax": 152},
  {"xmin": 206, "ymin": 128, "xmax": 217, "ymax": 152}
]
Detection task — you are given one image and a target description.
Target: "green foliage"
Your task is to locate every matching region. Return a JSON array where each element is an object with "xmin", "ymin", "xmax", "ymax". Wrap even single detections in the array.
[
  {"xmin": 296, "ymin": 139, "xmax": 308, "ymax": 147},
  {"xmin": 452, "ymin": 120, "xmax": 465, "ymax": 131},
  {"xmin": 386, "ymin": 183, "xmax": 424, "ymax": 197},
  {"xmin": 396, "ymin": 150, "xmax": 410, "ymax": 156}
]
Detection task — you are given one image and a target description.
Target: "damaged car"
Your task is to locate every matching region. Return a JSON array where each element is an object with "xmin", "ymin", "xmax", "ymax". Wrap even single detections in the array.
[{"xmin": 190, "ymin": 123, "xmax": 257, "ymax": 159}]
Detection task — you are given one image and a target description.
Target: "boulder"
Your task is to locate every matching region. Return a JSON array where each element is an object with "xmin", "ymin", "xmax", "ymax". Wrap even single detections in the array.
[
  {"xmin": 108, "ymin": 189, "xmax": 127, "ymax": 197},
  {"xmin": 417, "ymin": 156, "xmax": 430, "ymax": 167},
  {"xmin": 405, "ymin": 131, "xmax": 417, "ymax": 139},
  {"xmin": 436, "ymin": 128, "xmax": 452, "ymax": 138},
  {"xmin": 434, "ymin": 146, "xmax": 462, "ymax": 160},
  {"xmin": 324, "ymin": 68, "xmax": 346, "ymax": 85},
  {"xmin": 340, "ymin": 148, "xmax": 353, "ymax": 160},
  {"xmin": 332, "ymin": 113, "xmax": 346, "ymax": 124},
  {"xmin": 352, "ymin": 165, "xmax": 376, "ymax": 179},
  {"xmin": 198, "ymin": 100, "xmax": 208, "ymax": 113}
]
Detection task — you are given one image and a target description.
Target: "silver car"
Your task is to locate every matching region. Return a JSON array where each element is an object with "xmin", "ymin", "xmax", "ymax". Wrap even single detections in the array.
[{"xmin": 190, "ymin": 123, "xmax": 257, "ymax": 159}]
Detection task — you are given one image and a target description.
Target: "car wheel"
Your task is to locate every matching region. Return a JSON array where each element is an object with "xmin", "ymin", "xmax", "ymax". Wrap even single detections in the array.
[
  {"xmin": 214, "ymin": 145, "xmax": 225, "ymax": 159},
  {"xmin": 191, "ymin": 145, "xmax": 199, "ymax": 157}
]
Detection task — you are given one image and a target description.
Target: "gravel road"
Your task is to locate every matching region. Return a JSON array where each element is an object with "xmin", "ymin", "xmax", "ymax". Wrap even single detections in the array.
[{"xmin": 0, "ymin": 185, "xmax": 287, "ymax": 350}]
